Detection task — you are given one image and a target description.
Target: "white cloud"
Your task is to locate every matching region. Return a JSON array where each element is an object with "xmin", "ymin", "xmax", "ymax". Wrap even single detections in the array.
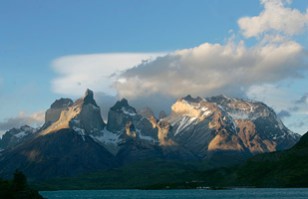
[
  {"xmin": 115, "ymin": 40, "xmax": 305, "ymax": 100},
  {"xmin": 51, "ymin": 53, "xmax": 165, "ymax": 96},
  {"xmin": 0, "ymin": 111, "xmax": 45, "ymax": 132},
  {"xmin": 238, "ymin": 0, "xmax": 308, "ymax": 38}
]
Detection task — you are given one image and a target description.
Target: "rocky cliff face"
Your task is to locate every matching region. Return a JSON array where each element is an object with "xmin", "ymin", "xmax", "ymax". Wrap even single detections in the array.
[
  {"xmin": 106, "ymin": 98, "xmax": 158, "ymax": 142},
  {"xmin": 41, "ymin": 89, "xmax": 105, "ymax": 136},
  {"xmin": 156, "ymin": 95, "xmax": 300, "ymax": 164},
  {"xmin": 105, "ymin": 99, "xmax": 162, "ymax": 163},
  {"xmin": 159, "ymin": 95, "xmax": 247, "ymax": 163},
  {"xmin": 44, "ymin": 98, "xmax": 73, "ymax": 127},
  {"xmin": 0, "ymin": 91, "xmax": 301, "ymax": 180},
  {"xmin": 207, "ymin": 95, "xmax": 299, "ymax": 153}
]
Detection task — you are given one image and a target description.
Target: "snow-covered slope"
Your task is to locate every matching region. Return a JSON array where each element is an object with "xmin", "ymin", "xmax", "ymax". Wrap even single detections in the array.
[
  {"xmin": 207, "ymin": 95, "xmax": 300, "ymax": 152},
  {"xmin": 160, "ymin": 95, "xmax": 300, "ymax": 160}
]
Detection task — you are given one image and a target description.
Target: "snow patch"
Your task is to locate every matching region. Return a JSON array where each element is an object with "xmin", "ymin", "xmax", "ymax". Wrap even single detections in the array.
[
  {"xmin": 229, "ymin": 112, "xmax": 251, "ymax": 120},
  {"xmin": 91, "ymin": 129, "xmax": 120, "ymax": 145},
  {"xmin": 72, "ymin": 127, "xmax": 86, "ymax": 141},
  {"xmin": 139, "ymin": 134, "xmax": 156, "ymax": 142},
  {"xmin": 90, "ymin": 129, "xmax": 121, "ymax": 155},
  {"xmin": 121, "ymin": 107, "xmax": 136, "ymax": 116},
  {"xmin": 175, "ymin": 116, "xmax": 197, "ymax": 136},
  {"xmin": 136, "ymin": 129, "xmax": 157, "ymax": 143},
  {"xmin": 277, "ymin": 118, "xmax": 285, "ymax": 130},
  {"xmin": 14, "ymin": 131, "xmax": 27, "ymax": 139},
  {"xmin": 72, "ymin": 119, "xmax": 80, "ymax": 124},
  {"xmin": 202, "ymin": 110, "xmax": 212, "ymax": 117},
  {"xmin": 200, "ymin": 107, "xmax": 208, "ymax": 112}
]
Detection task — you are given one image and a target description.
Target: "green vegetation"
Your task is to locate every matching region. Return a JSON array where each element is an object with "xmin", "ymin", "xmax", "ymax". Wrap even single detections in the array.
[
  {"xmin": 34, "ymin": 159, "xmax": 238, "ymax": 190},
  {"xmin": 237, "ymin": 133, "xmax": 308, "ymax": 187},
  {"xmin": 0, "ymin": 170, "xmax": 44, "ymax": 199}
]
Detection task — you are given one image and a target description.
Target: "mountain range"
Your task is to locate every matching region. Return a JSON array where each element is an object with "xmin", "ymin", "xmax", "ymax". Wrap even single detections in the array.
[{"xmin": 0, "ymin": 89, "xmax": 301, "ymax": 183}]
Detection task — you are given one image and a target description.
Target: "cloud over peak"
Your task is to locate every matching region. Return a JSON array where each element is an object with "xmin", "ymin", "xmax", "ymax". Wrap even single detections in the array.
[{"xmin": 115, "ymin": 39, "xmax": 304, "ymax": 100}]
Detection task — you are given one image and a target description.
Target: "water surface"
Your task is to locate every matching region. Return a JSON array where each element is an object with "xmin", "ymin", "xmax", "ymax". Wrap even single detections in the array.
[{"xmin": 40, "ymin": 188, "xmax": 308, "ymax": 199}]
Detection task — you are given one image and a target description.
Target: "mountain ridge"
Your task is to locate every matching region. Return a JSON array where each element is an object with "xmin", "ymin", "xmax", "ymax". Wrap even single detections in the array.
[{"xmin": 0, "ymin": 89, "xmax": 301, "ymax": 181}]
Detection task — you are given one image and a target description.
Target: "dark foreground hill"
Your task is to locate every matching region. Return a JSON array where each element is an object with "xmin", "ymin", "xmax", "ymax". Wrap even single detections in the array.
[
  {"xmin": 36, "ymin": 131, "xmax": 308, "ymax": 190},
  {"xmin": 237, "ymin": 130, "xmax": 308, "ymax": 187}
]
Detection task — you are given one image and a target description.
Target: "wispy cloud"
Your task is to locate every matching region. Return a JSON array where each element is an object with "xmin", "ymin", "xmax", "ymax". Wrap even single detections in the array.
[
  {"xmin": 0, "ymin": 112, "xmax": 45, "ymax": 132},
  {"xmin": 51, "ymin": 53, "xmax": 165, "ymax": 96}
]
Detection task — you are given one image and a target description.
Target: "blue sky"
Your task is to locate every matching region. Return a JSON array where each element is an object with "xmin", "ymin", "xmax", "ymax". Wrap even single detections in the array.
[{"xmin": 0, "ymin": 0, "xmax": 307, "ymax": 135}]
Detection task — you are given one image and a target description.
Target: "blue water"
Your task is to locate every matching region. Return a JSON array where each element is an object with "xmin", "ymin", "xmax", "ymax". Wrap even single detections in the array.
[{"xmin": 40, "ymin": 188, "xmax": 308, "ymax": 199}]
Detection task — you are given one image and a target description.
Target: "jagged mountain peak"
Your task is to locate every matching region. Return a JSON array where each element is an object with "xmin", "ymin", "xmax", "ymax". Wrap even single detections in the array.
[
  {"xmin": 41, "ymin": 89, "xmax": 105, "ymax": 135},
  {"xmin": 110, "ymin": 98, "xmax": 137, "ymax": 116},
  {"xmin": 45, "ymin": 98, "xmax": 74, "ymax": 126},
  {"xmin": 110, "ymin": 98, "xmax": 130, "ymax": 110},
  {"xmin": 107, "ymin": 99, "xmax": 137, "ymax": 132},
  {"xmin": 74, "ymin": 88, "xmax": 98, "ymax": 107},
  {"xmin": 50, "ymin": 98, "xmax": 73, "ymax": 109},
  {"xmin": 82, "ymin": 88, "xmax": 97, "ymax": 106},
  {"xmin": 180, "ymin": 95, "xmax": 203, "ymax": 103}
]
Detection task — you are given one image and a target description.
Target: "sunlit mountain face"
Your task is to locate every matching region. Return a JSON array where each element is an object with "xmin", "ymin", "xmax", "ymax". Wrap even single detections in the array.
[{"xmin": 0, "ymin": 90, "xmax": 300, "ymax": 180}]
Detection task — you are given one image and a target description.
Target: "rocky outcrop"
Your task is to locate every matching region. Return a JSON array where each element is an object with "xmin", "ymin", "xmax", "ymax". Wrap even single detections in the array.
[
  {"xmin": 207, "ymin": 95, "xmax": 300, "ymax": 152},
  {"xmin": 41, "ymin": 89, "xmax": 105, "ymax": 136},
  {"xmin": 45, "ymin": 98, "xmax": 73, "ymax": 126},
  {"xmin": 106, "ymin": 99, "xmax": 161, "ymax": 163},
  {"xmin": 159, "ymin": 95, "xmax": 300, "ymax": 163},
  {"xmin": 0, "ymin": 125, "xmax": 36, "ymax": 150},
  {"xmin": 107, "ymin": 99, "xmax": 158, "ymax": 141}
]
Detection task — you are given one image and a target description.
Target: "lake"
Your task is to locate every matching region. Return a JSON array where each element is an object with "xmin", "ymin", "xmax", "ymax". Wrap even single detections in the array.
[{"xmin": 40, "ymin": 188, "xmax": 308, "ymax": 199}]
